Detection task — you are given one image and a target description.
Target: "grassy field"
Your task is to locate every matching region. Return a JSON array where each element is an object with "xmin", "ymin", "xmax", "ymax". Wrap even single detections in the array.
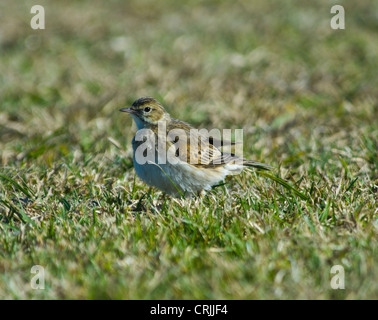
[{"xmin": 0, "ymin": 0, "xmax": 377, "ymax": 299}]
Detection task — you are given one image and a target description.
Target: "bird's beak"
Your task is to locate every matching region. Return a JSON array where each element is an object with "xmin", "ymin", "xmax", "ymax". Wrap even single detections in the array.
[{"xmin": 119, "ymin": 107, "xmax": 136, "ymax": 114}]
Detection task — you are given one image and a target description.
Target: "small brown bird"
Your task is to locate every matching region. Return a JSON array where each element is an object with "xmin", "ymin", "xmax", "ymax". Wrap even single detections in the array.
[{"xmin": 120, "ymin": 97, "xmax": 271, "ymax": 197}]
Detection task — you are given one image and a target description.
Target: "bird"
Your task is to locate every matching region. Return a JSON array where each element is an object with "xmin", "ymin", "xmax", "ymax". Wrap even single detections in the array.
[{"xmin": 120, "ymin": 97, "xmax": 271, "ymax": 197}]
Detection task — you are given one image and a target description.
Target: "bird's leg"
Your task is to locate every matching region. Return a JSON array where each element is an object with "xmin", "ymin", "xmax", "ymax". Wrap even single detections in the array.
[
  {"xmin": 135, "ymin": 187, "xmax": 153, "ymax": 212},
  {"xmin": 197, "ymin": 189, "xmax": 206, "ymax": 198}
]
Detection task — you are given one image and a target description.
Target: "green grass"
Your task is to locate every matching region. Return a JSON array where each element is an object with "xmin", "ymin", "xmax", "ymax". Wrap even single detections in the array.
[{"xmin": 0, "ymin": 0, "xmax": 377, "ymax": 299}]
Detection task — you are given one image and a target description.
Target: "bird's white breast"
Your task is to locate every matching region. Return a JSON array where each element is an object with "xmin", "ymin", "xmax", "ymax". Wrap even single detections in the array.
[{"xmin": 132, "ymin": 134, "xmax": 230, "ymax": 196}]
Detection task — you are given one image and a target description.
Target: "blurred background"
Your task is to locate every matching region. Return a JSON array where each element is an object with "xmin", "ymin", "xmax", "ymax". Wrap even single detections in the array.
[{"xmin": 0, "ymin": 0, "xmax": 376, "ymax": 170}]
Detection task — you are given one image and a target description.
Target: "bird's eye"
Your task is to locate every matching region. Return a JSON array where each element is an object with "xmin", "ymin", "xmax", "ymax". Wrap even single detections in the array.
[{"xmin": 144, "ymin": 107, "xmax": 151, "ymax": 113}]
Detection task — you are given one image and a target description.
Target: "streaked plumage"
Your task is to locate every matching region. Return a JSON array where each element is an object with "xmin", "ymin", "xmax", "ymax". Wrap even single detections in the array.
[{"xmin": 120, "ymin": 97, "xmax": 271, "ymax": 197}]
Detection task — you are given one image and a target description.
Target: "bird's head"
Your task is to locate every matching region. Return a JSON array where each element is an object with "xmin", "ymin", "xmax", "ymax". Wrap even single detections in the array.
[{"xmin": 120, "ymin": 97, "xmax": 170, "ymax": 129}]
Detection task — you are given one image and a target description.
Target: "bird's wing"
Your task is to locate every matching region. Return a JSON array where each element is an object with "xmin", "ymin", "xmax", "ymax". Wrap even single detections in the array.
[
  {"xmin": 164, "ymin": 118, "xmax": 271, "ymax": 170},
  {"xmin": 164, "ymin": 125, "xmax": 238, "ymax": 167}
]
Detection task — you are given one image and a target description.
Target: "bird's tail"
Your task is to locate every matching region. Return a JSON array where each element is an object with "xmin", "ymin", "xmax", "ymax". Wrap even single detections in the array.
[
  {"xmin": 223, "ymin": 158, "xmax": 272, "ymax": 175},
  {"xmin": 242, "ymin": 159, "xmax": 272, "ymax": 171}
]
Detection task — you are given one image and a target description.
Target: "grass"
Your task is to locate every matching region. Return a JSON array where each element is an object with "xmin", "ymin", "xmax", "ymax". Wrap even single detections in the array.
[{"xmin": 0, "ymin": 0, "xmax": 377, "ymax": 299}]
